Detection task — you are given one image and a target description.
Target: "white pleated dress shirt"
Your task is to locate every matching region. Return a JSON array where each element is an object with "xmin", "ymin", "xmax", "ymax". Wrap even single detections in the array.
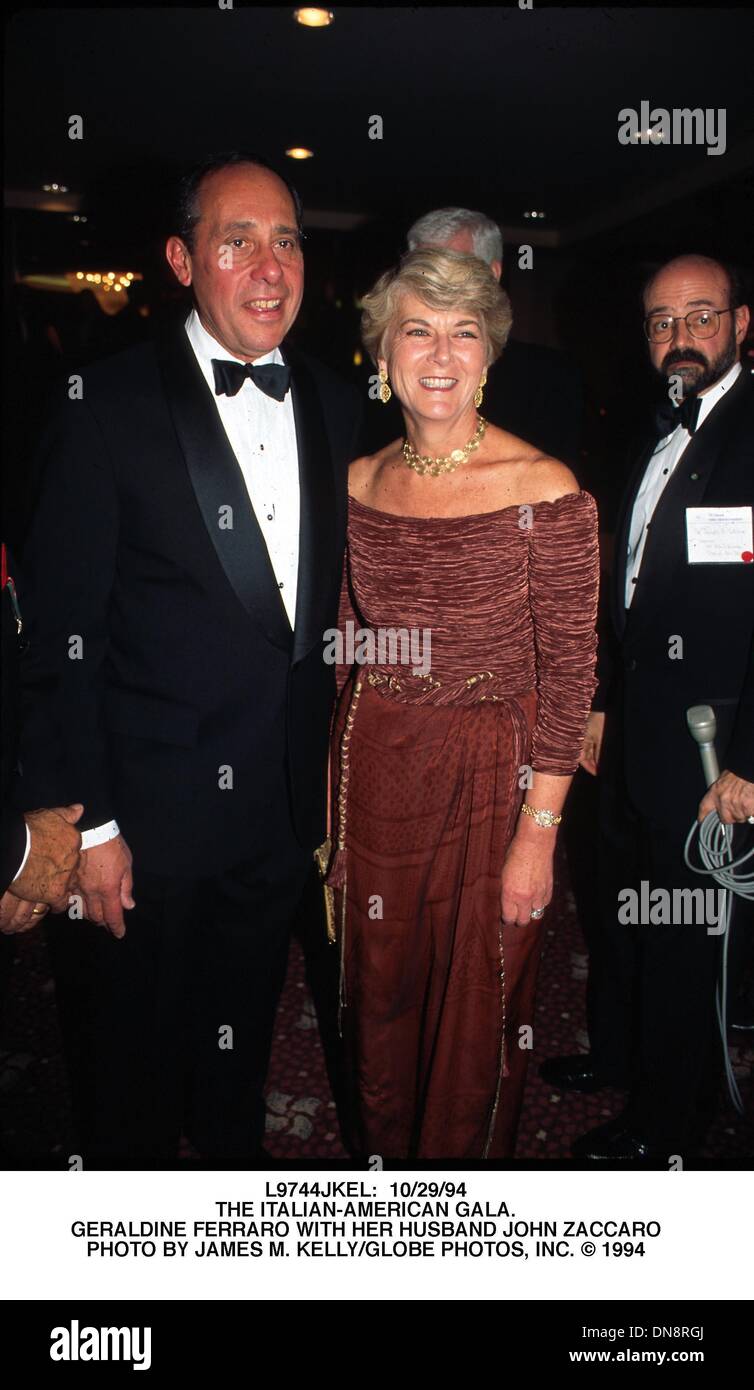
[{"xmin": 185, "ymin": 307, "xmax": 300, "ymax": 625}]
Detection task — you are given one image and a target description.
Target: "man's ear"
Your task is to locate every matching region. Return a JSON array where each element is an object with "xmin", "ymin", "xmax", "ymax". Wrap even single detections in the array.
[
  {"xmin": 490, "ymin": 258, "xmax": 503, "ymax": 283},
  {"xmin": 734, "ymin": 303, "xmax": 750, "ymax": 344},
  {"xmin": 165, "ymin": 236, "xmax": 192, "ymax": 288}
]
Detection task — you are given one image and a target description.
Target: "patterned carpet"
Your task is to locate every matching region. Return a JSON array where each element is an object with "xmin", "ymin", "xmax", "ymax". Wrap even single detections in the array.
[
  {"xmin": 1, "ymin": 842, "xmax": 752, "ymax": 1165},
  {"xmin": 264, "ymin": 857, "xmax": 754, "ymax": 1164}
]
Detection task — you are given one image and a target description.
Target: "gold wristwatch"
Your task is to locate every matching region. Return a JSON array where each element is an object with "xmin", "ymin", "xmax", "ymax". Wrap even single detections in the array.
[{"xmin": 520, "ymin": 804, "xmax": 562, "ymax": 828}]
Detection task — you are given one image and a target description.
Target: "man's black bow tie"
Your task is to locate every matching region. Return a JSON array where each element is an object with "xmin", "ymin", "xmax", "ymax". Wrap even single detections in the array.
[
  {"xmin": 211, "ymin": 358, "xmax": 291, "ymax": 401},
  {"xmin": 654, "ymin": 391, "xmax": 703, "ymax": 438}
]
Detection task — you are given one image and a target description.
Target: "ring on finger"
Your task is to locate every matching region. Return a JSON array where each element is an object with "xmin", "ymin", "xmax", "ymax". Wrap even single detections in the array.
[{"xmin": 530, "ymin": 905, "xmax": 546, "ymax": 919}]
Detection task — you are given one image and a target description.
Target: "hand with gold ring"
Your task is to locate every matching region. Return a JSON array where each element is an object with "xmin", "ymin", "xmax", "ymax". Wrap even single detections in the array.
[
  {"xmin": 500, "ymin": 837, "xmax": 554, "ymax": 927},
  {"xmin": 0, "ymin": 893, "xmax": 50, "ymax": 934}
]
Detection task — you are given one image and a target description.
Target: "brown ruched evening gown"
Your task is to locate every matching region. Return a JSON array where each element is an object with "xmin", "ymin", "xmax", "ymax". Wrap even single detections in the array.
[{"xmin": 328, "ymin": 489, "xmax": 599, "ymax": 1160}]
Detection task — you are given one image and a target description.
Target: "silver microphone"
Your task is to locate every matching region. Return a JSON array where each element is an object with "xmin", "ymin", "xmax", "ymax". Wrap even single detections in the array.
[{"xmin": 686, "ymin": 704, "xmax": 720, "ymax": 788}]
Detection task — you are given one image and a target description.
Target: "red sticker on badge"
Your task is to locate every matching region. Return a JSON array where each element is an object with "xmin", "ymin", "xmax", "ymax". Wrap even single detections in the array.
[{"xmin": 742, "ymin": 551, "xmax": 753, "ymax": 563}]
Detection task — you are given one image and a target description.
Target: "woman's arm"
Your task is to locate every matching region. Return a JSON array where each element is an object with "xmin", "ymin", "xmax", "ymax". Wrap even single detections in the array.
[
  {"xmin": 500, "ymin": 770, "xmax": 574, "ymax": 926},
  {"xmin": 500, "ymin": 485, "xmax": 600, "ymax": 926}
]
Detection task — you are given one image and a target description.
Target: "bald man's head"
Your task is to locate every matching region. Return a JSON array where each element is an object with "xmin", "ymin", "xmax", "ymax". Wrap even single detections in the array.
[{"xmin": 643, "ymin": 254, "xmax": 740, "ymax": 315}]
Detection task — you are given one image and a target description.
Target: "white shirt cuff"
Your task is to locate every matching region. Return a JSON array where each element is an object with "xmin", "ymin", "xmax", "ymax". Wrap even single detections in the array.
[
  {"xmin": 80, "ymin": 820, "xmax": 121, "ymax": 850},
  {"xmin": 11, "ymin": 824, "xmax": 32, "ymax": 881}
]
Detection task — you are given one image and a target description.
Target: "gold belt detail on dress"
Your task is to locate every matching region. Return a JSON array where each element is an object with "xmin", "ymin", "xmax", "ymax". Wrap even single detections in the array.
[{"xmin": 366, "ymin": 665, "xmax": 525, "ymax": 704}]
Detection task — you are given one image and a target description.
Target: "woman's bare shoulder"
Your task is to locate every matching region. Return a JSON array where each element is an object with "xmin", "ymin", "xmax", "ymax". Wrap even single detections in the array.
[
  {"xmin": 482, "ymin": 426, "xmax": 581, "ymax": 506},
  {"xmin": 348, "ymin": 444, "xmax": 401, "ymax": 497},
  {"xmin": 524, "ymin": 454, "xmax": 581, "ymax": 505}
]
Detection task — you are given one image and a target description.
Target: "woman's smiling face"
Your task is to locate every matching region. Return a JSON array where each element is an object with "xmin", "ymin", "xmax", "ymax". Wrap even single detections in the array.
[{"xmin": 380, "ymin": 292, "xmax": 488, "ymax": 423}]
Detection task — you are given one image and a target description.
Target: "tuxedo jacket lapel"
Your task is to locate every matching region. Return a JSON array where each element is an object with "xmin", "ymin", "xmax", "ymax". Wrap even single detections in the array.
[
  {"xmin": 284, "ymin": 346, "xmax": 337, "ymax": 666},
  {"xmin": 156, "ymin": 322, "xmax": 292, "ymax": 653},
  {"xmin": 613, "ymin": 444, "xmax": 653, "ymax": 639},
  {"xmin": 626, "ymin": 433, "xmax": 712, "ymax": 635}
]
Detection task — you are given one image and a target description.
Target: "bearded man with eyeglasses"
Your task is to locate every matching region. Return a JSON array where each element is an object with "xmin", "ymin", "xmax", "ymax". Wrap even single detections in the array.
[{"xmin": 540, "ymin": 253, "xmax": 754, "ymax": 1164}]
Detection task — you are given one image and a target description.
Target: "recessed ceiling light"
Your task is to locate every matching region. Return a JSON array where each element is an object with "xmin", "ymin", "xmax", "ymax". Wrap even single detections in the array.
[
  {"xmin": 285, "ymin": 147, "xmax": 314, "ymax": 160},
  {"xmin": 631, "ymin": 129, "xmax": 664, "ymax": 143},
  {"xmin": 294, "ymin": 8, "xmax": 334, "ymax": 26}
]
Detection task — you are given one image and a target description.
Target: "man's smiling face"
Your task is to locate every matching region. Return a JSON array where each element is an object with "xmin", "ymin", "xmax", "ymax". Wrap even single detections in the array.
[{"xmin": 166, "ymin": 163, "xmax": 304, "ymax": 360}]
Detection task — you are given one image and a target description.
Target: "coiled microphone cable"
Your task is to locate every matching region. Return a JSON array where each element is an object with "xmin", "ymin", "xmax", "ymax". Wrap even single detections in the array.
[{"xmin": 685, "ymin": 706, "xmax": 754, "ymax": 1112}]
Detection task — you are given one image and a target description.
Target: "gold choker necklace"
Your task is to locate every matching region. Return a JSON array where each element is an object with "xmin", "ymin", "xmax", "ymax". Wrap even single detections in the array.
[{"xmin": 402, "ymin": 415, "xmax": 487, "ymax": 477}]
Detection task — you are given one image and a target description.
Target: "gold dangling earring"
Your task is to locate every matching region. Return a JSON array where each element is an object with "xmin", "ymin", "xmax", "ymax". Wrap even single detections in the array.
[
  {"xmin": 474, "ymin": 371, "xmax": 487, "ymax": 410},
  {"xmin": 379, "ymin": 367, "xmax": 392, "ymax": 404}
]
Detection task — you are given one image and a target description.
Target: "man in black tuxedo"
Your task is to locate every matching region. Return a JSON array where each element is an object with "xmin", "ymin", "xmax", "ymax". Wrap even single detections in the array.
[
  {"xmin": 15, "ymin": 153, "xmax": 362, "ymax": 1167},
  {"xmin": 1, "ymin": 547, "xmax": 83, "ymax": 1161},
  {"xmin": 360, "ymin": 207, "xmax": 582, "ymax": 465},
  {"xmin": 542, "ymin": 254, "xmax": 754, "ymax": 1161},
  {"xmin": 1, "ymin": 548, "xmax": 83, "ymax": 921}
]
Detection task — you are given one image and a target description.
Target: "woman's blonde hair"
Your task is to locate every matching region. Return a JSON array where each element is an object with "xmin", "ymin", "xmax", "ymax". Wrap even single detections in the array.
[{"xmin": 361, "ymin": 247, "xmax": 513, "ymax": 366}]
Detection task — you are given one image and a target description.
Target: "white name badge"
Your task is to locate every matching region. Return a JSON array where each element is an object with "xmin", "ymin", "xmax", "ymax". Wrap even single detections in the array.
[{"xmin": 686, "ymin": 506, "xmax": 754, "ymax": 564}]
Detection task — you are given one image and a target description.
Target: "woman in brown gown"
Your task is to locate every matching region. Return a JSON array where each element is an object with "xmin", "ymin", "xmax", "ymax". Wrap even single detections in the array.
[{"xmin": 326, "ymin": 248, "xmax": 599, "ymax": 1160}]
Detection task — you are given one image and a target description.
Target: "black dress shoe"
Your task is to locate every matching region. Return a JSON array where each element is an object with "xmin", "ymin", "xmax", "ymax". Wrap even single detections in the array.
[
  {"xmin": 539, "ymin": 1054, "xmax": 605, "ymax": 1093},
  {"xmin": 572, "ymin": 1117, "xmax": 651, "ymax": 1161}
]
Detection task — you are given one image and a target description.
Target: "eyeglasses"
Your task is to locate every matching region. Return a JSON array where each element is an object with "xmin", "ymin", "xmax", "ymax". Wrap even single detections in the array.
[{"xmin": 643, "ymin": 307, "xmax": 738, "ymax": 343}]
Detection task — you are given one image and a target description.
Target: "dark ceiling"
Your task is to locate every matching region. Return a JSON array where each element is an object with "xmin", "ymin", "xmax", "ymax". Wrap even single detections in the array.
[{"xmin": 5, "ymin": 4, "xmax": 754, "ymax": 242}]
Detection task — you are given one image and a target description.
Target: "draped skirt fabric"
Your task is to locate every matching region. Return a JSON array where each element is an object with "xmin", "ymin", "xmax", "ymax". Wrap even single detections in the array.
[{"xmin": 330, "ymin": 675, "xmax": 543, "ymax": 1161}]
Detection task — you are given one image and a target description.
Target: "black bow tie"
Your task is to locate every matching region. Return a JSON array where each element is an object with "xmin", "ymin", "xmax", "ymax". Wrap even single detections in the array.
[
  {"xmin": 653, "ymin": 391, "xmax": 703, "ymax": 439},
  {"xmin": 211, "ymin": 358, "xmax": 291, "ymax": 401}
]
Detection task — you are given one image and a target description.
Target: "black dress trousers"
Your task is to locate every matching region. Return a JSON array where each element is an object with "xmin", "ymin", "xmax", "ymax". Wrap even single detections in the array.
[
  {"xmin": 46, "ymin": 805, "xmax": 313, "ymax": 1169},
  {"xmin": 589, "ymin": 732, "xmax": 725, "ymax": 1155}
]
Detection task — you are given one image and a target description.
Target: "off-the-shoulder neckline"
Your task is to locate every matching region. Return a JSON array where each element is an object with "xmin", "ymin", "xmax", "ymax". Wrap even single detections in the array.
[{"xmin": 348, "ymin": 489, "xmax": 593, "ymax": 523}]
